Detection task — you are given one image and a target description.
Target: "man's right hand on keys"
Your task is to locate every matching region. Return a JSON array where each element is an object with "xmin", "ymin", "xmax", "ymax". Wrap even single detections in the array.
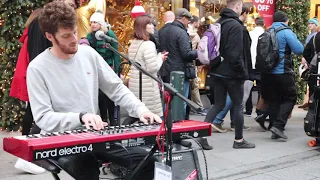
[{"xmin": 80, "ymin": 113, "xmax": 108, "ymax": 130}]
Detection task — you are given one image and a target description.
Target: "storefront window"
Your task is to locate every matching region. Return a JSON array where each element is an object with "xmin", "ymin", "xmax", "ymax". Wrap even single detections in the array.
[{"xmin": 106, "ymin": 0, "xmax": 171, "ymax": 51}]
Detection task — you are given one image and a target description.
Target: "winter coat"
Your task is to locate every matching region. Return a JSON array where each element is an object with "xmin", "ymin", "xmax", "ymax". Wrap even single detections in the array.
[
  {"xmin": 87, "ymin": 30, "xmax": 121, "ymax": 73},
  {"xmin": 128, "ymin": 39, "xmax": 163, "ymax": 116},
  {"xmin": 211, "ymin": 8, "xmax": 250, "ymax": 79},
  {"xmin": 10, "ymin": 28, "xmax": 30, "ymax": 101},
  {"xmin": 270, "ymin": 22, "xmax": 304, "ymax": 74},
  {"xmin": 159, "ymin": 21, "xmax": 197, "ymax": 77}
]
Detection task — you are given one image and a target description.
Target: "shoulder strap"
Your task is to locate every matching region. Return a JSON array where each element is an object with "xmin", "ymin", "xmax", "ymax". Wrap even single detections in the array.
[
  {"xmin": 274, "ymin": 26, "xmax": 290, "ymax": 33},
  {"xmin": 132, "ymin": 41, "xmax": 145, "ymax": 61}
]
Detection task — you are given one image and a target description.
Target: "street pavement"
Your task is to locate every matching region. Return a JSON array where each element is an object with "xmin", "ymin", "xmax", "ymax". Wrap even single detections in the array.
[{"xmin": 1, "ymin": 106, "xmax": 320, "ymax": 180}]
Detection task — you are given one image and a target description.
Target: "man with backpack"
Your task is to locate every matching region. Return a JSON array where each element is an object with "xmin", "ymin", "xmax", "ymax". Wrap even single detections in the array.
[
  {"xmin": 203, "ymin": 0, "xmax": 255, "ymax": 149},
  {"xmin": 258, "ymin": 11, "xmax": 303, "ymax": 140}
]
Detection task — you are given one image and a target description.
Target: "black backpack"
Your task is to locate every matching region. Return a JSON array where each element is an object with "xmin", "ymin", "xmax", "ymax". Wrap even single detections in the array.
[{"xmin": 255, "ymin": 27, "xmax": 289, "ymax": 73}]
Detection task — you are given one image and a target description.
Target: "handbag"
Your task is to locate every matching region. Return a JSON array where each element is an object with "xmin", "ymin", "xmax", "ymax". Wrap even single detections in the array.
[{"xmin": 185, "ymin": 63, "xmax": 196, "ymax": 79}]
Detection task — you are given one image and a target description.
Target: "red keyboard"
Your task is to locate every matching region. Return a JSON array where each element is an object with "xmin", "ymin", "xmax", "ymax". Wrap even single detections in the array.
[{"xmin": 3, "ymin": 120, "xmax": 211, "ymax": 161}]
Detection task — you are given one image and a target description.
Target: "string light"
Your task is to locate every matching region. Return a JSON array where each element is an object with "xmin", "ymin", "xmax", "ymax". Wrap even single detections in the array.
[{"xmin": 0, "ymin": 0, "xmax": 48, "ymax": 131}]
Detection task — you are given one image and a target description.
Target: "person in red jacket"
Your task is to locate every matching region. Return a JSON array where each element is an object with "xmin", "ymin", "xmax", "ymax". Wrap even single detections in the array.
[
  {"xmin": 10, "ymin": 8, "xmax": 48, "ymax": 175},
  {"xmin": 10, "ymin": 8, "xmax": 43, "ymax": 135}
]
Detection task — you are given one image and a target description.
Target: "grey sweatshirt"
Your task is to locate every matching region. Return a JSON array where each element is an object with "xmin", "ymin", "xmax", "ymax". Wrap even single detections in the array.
[{"xmin": 27, "ymin": 45, "xmax": 149, "ymax": 133}]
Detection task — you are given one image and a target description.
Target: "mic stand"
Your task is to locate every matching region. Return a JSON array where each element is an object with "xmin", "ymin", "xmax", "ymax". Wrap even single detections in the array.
[{"xmin": 105, "ymin": 42, "xmax": 202, "ymax": 170}]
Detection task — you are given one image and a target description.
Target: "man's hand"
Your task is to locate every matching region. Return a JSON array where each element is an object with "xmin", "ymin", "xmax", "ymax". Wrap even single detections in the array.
[
  {"xmin": 139, "ymin": 112, "xmax": 162, "ymax": 124},
  {"xmin": 81, "ymin": 113, "xmax": 108, "ymax": 130}
]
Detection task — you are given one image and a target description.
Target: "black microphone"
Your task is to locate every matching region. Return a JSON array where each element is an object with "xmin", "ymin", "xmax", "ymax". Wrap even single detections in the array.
[{"xmin": 95, "ymin": 30, "xmax": 118, "ymax": 43}]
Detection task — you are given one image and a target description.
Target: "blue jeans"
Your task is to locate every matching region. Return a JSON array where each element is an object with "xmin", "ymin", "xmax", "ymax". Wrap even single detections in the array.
[
  {"xmin": 213, "ymin": 94, "xmax": 233, "ymax": 124},
  {"xmin": 183, "ymin": 80, "xmax": 190, "ymax": 119}
]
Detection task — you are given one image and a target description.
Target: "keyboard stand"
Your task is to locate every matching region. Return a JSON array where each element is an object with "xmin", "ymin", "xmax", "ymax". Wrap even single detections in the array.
[{"xmin": 124, "ymin": 145, "xmax": 158, "ymax": 180}]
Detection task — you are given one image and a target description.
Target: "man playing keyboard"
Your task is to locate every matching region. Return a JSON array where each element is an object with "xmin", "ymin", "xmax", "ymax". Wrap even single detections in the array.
[{"xmin": 26, "ymin": 2, "xmax": 162, "ymax": 180}]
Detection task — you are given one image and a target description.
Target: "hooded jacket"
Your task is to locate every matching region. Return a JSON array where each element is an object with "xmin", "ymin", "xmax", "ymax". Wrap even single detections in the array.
[{"xmin": 211, "ymin": 8, "xmax": 250, "ymax": 79}]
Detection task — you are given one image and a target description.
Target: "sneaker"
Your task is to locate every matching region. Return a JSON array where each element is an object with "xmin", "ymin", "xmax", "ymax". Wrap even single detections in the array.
[
  {"xmin": 233, "ymin": 139, "xmax": 255, "ymax": 149},
  {"xmin": 211, "ymin": 123, "xmax": 227, "ymax": 133},
  {"xmin": 244, "ymin": 112, "xmax": 252, "ymax": 117},
  {"xmin": 271, "ymin": 132, "xmax": 281, "ymax": 139},
  {"xmin": 255, "ymin": 115, "xmax": 267, "ymax": 130},
  {"xmin": 15, "ymin": 158, "xmax": 46, "ymax": 175},
  {"xmin": 230, "ymin": 125, "xmax": 250, "ymax": 131},
  {"xmin": 270, "ymin": 127, "xmax": 288, "ymax": 139}
]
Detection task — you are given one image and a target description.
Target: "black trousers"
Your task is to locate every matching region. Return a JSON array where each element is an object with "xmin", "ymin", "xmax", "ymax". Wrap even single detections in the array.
[
  {"xmin": 204, "ymin": 76, "xmax": 245, "ymax": 140},
  {"xmin": 21, "ymin": 102, "xmax": 33, "ymax": 135},
  {"xmin": 57, "ymin": 146, "xmax": 157, "ymax": 180},
  {"xmin": 99, "ymin": 90, "xmax": 116, "ymax": 126},
  {"xmin": 261, "ymin": 73, "xmax": 297, "ymax": 131}
]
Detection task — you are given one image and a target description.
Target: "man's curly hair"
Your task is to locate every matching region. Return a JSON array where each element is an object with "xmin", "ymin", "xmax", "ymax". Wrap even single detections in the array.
[{"xmin": 39, "ymin": 1, "xmax": 77, "ymax": 35}]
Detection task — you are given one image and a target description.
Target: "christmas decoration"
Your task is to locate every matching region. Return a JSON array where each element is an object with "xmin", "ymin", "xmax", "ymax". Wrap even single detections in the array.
[
  {"xmin": 276, "ymin": 0, "xmax": 310, "ymax": 104},
  {"xmin": 0, "ymin": 0, "xmax": 48, "ymax": 131},
  {"xmin": 131, "ymin": 1, "xmax": 146, "ymax": 18}
]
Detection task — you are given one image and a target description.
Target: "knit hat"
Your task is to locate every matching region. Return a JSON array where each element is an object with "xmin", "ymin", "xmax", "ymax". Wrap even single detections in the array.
[
  {"xmin": 131, "ymin": 1, "xmax": 146, "ymax": 18},
  {"xmin": 309, "ymin": 17, "xmax": 319, "ymax": 26},
  {"xmin": 273, "ymin": 11, "xmax": 288, "ymax": 23},
  {"xmin": 90, "ymin": 11, "xmax": 107, "ymax": 26}
]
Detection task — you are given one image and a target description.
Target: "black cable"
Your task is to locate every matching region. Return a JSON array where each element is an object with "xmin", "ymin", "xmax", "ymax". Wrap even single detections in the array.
[
  {"xmin": 115, "ymin": 143, "xmax": 132, "ymax": 177},
  {"xmin": 99, "ymin": 143, "xmax": 133, "ymax": 180},
  {"xmin": 185, "ymin": 135, "xmax": 209, "ymax": 180}
]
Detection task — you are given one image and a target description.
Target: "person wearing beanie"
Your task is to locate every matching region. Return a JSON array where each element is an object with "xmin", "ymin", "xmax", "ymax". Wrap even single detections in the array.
[
  {"xmin": 300, "ymin": 17, "xmax": 320, "ymax": 109},
  {"xmin": 261, "ymin": 11, "xmax": 304, "ymax": 140},
  {"xmin": 306, "ymin": 17, "xmax": 318, "ymax": 44},
  {"xmin": 86, "ymin": 11, "xmax": 121, "ymax": 125}
]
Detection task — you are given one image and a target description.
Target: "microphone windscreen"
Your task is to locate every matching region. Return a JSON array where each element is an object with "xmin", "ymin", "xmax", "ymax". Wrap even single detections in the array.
[{"xmin": 95, "ymin": 30, "xmax": 104, "ymax": 40}]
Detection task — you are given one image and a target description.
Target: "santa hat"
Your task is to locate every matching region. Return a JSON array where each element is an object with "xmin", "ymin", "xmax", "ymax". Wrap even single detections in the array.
[{"xmin": 131, "ymin": 1, "xmax": 146, "ymax": 18}]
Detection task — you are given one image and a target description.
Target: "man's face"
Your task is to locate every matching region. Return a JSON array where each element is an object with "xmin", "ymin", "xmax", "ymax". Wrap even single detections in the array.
[
  {"xmin": 236, "ymin": 1, "xmax": 244, "ymax": 16},
  {"xmin": 181, "ymin": 17, "xmax": 190, "ymax": 28},
  {"xmin": 47, "ymin": 26, "xmax": 78, "ymax": 55}
]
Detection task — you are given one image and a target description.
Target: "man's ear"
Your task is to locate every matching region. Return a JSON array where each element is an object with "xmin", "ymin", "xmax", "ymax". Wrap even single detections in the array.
[{"xmin": 45, "ymin": 32, "xmax": 53, "ymax": 42}]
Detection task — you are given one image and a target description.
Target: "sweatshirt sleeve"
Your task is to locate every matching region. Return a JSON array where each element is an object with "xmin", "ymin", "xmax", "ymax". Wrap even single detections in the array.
[
  {"xmin": 95, "ymin": 52, "xmax": 150, "ymax": 118},
  {"xmin": 27, "ymin": 66, "xmax": 81, "ymax": 132}
]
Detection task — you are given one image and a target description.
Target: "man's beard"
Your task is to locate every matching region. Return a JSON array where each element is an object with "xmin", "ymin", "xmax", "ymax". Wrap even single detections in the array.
[{"xmin": 54, "ymin": 36, "xmax": 78, "ymax": 55}]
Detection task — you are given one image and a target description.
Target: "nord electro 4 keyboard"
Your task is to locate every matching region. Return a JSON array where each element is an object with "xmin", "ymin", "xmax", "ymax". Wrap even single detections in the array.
[{"xmin": 3, "ymin": 120, "xmax": 211, "ymax": 162}]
